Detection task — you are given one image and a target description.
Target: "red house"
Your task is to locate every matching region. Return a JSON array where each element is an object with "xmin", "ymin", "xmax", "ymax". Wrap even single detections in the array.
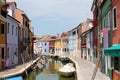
[
  {"xmin": 49, "ymin": 36, "xmax": 56, "ymax": 54},
  {"xmin": 111, "ymin": 0, "xmax": 120, "ymax": 80}
]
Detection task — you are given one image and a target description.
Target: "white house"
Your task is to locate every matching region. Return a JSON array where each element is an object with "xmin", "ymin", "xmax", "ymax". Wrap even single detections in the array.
[
  {"xmin": 35, "ymin": 35, "xmax": 51, "ymax": 55},
  {"xmin": 68, "ymin": 27, "xmax": 78, "ymax": 57}
]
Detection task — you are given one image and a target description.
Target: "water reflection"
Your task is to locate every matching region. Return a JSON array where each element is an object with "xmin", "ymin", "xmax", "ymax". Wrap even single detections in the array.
[{"xmin": 24, "ymin": 58, "xmax": 76, "ymax": 80}]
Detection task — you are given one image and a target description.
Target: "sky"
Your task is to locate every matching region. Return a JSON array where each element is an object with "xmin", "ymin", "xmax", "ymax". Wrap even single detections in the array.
[{"xmin": 7, "ymin": 0, "xmax": 93, "ymax": 37}]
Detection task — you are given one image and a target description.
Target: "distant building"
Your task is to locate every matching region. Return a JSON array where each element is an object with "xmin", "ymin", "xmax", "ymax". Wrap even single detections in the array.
[
  {"xmin": 68, "ymin": 27, "xmax": 78, "ymax": 57},
  {"xmin": 60, "ymin": 32, "xmax": 69, "ymax": 56},
  {"xmin": 55, "ymin": 37, "xmax": 62, "ymax": 56},
  {"xmin": 36, "ymin": 35, "xmax": 52, "ymax": 55},
  {"xmin": 49, "ymin": 36, "xmax": 56, "ymax": 54}
]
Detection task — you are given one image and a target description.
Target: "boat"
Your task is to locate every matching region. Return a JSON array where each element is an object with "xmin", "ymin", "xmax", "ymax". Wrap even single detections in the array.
[
  {"xmin": 58, "ymin": 63, "xmax": 75, "ymax": 77},
  {"xmin": 59, "ymin": 56, "xmax": 70, "ymax": 63},
  {"xmin": 5, "ymin": 76, "xmax": 23, "ymax": 80},
  {"xmin": 51, "ymin": 55, "xmax": 59, "ymax": 60},
  {"xmin": 37, "ymin": 61, "xmax": 44, "ymax": 69}
]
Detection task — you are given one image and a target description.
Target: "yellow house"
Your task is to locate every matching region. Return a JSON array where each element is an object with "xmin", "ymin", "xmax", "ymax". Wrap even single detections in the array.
[
  {"xmin": 55, "ymin": 32, "xmax": 68, "ymax": 56},
  {"xmin": 55, "ymin": 37, "xmax": 63, "ymax": 56}
]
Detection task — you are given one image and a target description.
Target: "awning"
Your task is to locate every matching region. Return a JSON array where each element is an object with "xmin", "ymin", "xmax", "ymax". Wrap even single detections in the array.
[
  {"xmin": 5, "ymin": 76, "xmax": 23, "ymax": 80},
  {"xmin": 104, "ymin": 44, "xmax": 120, "ymax": 57}
]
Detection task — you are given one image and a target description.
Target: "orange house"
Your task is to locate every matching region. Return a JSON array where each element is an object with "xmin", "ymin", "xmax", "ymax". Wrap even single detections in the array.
[{"xmin": 0, "ymin": 0, "xmax": 7, "ymax": 70}]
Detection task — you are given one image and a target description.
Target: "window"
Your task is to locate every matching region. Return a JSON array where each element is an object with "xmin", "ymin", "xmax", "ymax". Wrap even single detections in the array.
[
  {"xmin": 2, "ymin": 48, "xmax": 4, "ymax": 59},
  {"xmin": 114, "ymin": 57, "xmax": 120, "ymax": 71},
  {"xmin": 72, "ymin": 31, "xmax": 76, "ymax": 35},
  {"xmin": 15, "ymin": 48, "xmax": 17, "ymax": 56},
  {"xmin": 113, "ymin": 7, "xmax": 117, "ymax": 29},
  {"xmin": 44, "ymin": 49, "xmax": 46, "ymax": 52},
  {"xmin": 12, "ymin": 25, "xmax": 14, "ymax": 35},
  {"xmin": 1, "ymin": 23, "xmax": 5, "ymax": 34},
  {"xmin": 7, "ymin": 23, "xmax": 9, "ymax": 33},
  {"xmin": 45, "ymin": 43, "xmax": 47, "ymax": 46},
  {"xmin": 7, "ymin": 48, "xmax": 9, "ymax": 58},
  {"xmin": 102, "ymin": 17, "xmax": 106, "ymax": 29},
  {"xmin": 16, "ymin": 27, "xmax": 17, "ymax": 36},
  {"xmin": 12, "ymin": 10, "xmax": 14, "ymax": 17},
  {"xmin": 108, "ymin": 11, "xmax": 111, "ymax": 27}
]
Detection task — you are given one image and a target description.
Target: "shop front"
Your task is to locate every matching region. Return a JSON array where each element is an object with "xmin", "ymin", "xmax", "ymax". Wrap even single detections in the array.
[{"xmin": 104, "ymin": 44, "xmax": 120, "ymax": 80}]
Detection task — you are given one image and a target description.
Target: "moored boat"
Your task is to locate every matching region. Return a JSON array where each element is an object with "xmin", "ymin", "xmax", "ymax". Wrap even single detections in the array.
[
  {"xmin": 5, "ymin": 76, "xmax": 23, "ymax": 80},
  {"xmin": 58, "ymin": 63, "xmax": 75, "ymax": 77}
]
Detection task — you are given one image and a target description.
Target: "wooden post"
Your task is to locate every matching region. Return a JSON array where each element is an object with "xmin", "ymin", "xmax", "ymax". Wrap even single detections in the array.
[
  {"xmin": 21, "ymin": 54, "xmax": 28, "ymax": 77},
  {"xmin": 91, "ymin": 53, "xmax": 102, "ymax": 80}
]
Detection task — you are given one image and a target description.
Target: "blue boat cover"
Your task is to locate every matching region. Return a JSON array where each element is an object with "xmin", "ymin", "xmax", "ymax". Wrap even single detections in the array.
[{"xmin": 5, "ymin": 76, "xmax": 23, "ymax": 80}]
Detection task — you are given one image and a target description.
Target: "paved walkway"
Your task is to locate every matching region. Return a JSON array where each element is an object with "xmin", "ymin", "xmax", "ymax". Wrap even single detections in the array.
[
  {"xmin": 69, "ymin": 56, "xmax": 110, "ymax": 80},
  {"xmin": 0, "ymin": 57, "xmax": 40, "ymax": 78}
]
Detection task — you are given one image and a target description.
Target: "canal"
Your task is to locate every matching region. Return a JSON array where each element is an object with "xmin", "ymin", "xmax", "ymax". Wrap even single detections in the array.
[{"xmin": 24, "ymin": 57, "xmax": 76, "ymax": 80}]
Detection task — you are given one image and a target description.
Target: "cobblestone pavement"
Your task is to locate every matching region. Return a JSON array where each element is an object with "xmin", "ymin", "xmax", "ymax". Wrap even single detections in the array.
[{"xmin": 69, "ymin": 56, "xmax": 110, "ymax": 80}]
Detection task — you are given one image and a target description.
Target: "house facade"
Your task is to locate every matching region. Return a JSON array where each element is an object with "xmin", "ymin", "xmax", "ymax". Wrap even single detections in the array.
[
  {"xmin": 15, "ymin": 8, "xmax": 31, "ymax": 63},
  {"xmin": 38, "ymin": 35, "xmax": 51, "ymax": 55},
  {"xmin": 55, "ymin": 37, "xmax": 62, "ymax": 56},
  {"xmin": 100, "ymin": 0, "xmax": 112, "ymax": 75},
  {"xmin": 0, "ymin": 0, "xmax": 7, "ymax": 70},
  {"xmin": 49, "ymin": 36, "xmax": 56, "ymax": 54},
  {"xmin": 86, "ymin": 19, "xmax": 94, "ymax": 62},
  {"xmin": 68, "ymin": 27, "xmax": 78, "ymax": 57},
  {"xmin": 6, "ymin": 15, "xmax": 19, "ymax": 67},
  {"xmin": 79, "ymin": 22, "xmax": 88, "ymax": 59},
  {"xmin": 60, "ymin": 32, "xmax": 69, "ymax": 57},
  {"xmin": 6, "ymin": 1, "xmax": 19, "ymax": 68},
  {"xmin": 108, "ymin": 0, "xmax": 120, "ymax": 79}
]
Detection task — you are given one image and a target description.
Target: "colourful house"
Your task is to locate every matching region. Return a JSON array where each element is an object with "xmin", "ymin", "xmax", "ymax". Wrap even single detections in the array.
[
  {"xmin": 60, "ymin": 32, "xmax": 69, "ymax": 56},
  {"xmin": 78, "ymin": 22, "xmax": 87, "ymax": 59},
  {"xmin": 6, "ymin": 2, "xmax": 19, "ymax": 67},
  {"xmin": 55, "ymin": 37, "xmax": 63, "ymax": 56},
  {"xmin": 0, "ymin": 0, "xmax": 7, "ymax": 70},
  {"xmin": 49, "ymin": 36, "xmax": 56, "ymax": 54},
  {"xmin": 68, "ymin": 27, "xmax": 78, "ymax": 57},
  {"xmin": 104, "ymin": 0, "xmax": 120, "ymax": 80},
  {"xmin": 100, "ymin": 0, "xmax": 112, "ymax": 76},
  {"xmin": 15, "ymin": 8, "xmax": 31, "ymax": 63}
]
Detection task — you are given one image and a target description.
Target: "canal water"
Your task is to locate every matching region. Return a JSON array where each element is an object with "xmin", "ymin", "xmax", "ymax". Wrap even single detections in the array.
[{"xmin": 24, "ymin": 57, "xmax": 76, "ymax": 80}]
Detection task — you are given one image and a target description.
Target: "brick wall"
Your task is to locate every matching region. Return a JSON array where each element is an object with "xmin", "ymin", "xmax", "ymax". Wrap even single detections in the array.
[{"xmin": 112, "ymin": 0, "xmax": 120, "ymax": 44}]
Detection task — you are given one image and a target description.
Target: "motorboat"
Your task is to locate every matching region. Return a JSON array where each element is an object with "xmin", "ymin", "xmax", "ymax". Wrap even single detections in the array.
[{"xmin": 58, "ymin": 63, "xmax": 75, "ymax": 77}]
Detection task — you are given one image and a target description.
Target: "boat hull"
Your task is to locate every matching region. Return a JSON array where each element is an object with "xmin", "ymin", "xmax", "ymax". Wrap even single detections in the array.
[{"xmin": 59, "ymin": 71, "xmax": 75, "ymax": 77}]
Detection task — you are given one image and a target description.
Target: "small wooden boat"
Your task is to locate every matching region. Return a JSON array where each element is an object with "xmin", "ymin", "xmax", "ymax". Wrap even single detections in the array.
[
  {"xmin": 5, "ymin": 76, "xmax": 23, "ymax": 80},
  {"xmin": 37, "ymin": 62, "xmax": 44, "ymax": 69},
  {"xmin": 58, "ymin": 63, "xmax": 75, "ymax": 77}
]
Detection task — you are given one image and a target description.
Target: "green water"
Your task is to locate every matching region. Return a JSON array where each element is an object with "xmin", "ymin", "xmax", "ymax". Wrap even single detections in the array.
[{"xmin": 24, "ymin": 58, "xmax": 76, "ymax": 80}]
